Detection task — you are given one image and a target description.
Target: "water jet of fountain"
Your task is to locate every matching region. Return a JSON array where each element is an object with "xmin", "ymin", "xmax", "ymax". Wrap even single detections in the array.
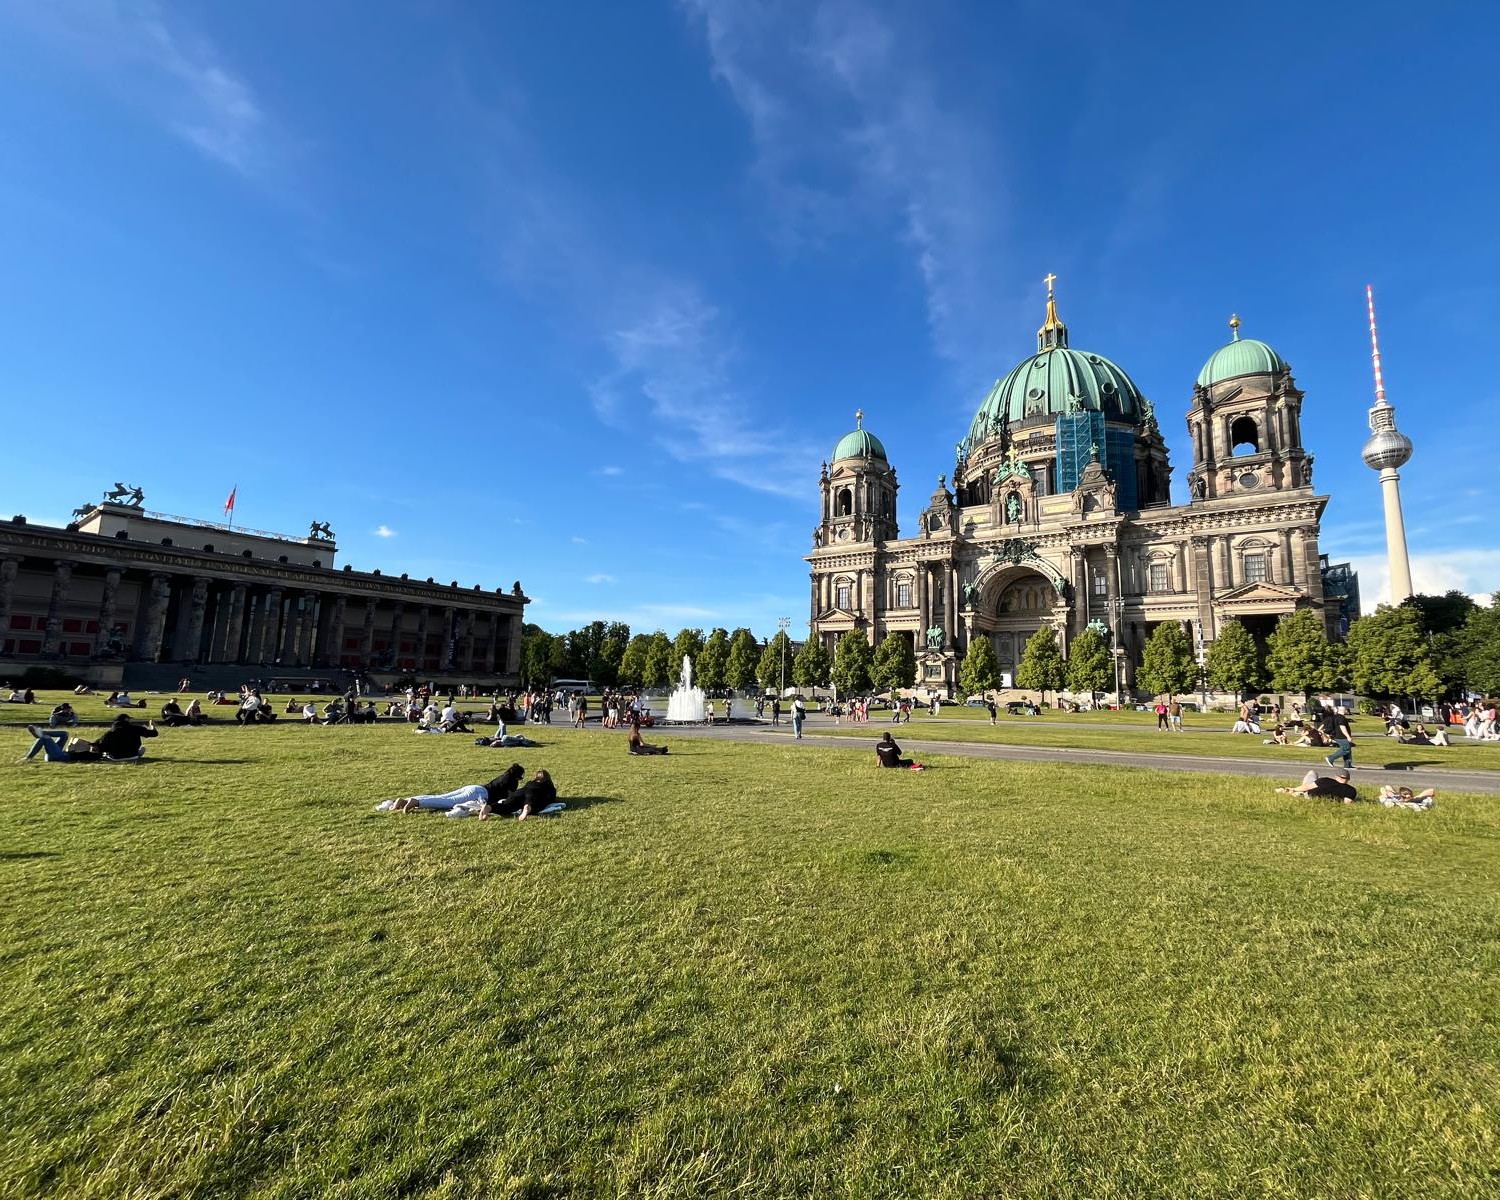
[{"xmin": 665, "ymin": 654, "xmax": 707, "ymax": 723}]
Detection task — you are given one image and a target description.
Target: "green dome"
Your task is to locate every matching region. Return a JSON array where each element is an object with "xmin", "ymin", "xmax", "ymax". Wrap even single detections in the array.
[
  {"xmin": 1196, "ymin": 337, "xmax": 1286, "ymax": 388},
  {"xmin": 832, "ymin": 427, "xmax": 887, "ymax": 462},
  {"xmin": 967, "ymin": 347, "xmax": 1148, "ymax": 447}
]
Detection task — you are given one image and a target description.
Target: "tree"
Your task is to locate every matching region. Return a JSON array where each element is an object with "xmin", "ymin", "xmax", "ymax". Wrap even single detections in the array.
[
  {"xmin": 725, "ymin": 628, "xmax": 759, "ymax": 691},
  {"xmin": 1066, "ymin": 626, "xmax": 1112, "ymax": 704},
  {"xmin": 643, "ymin": 631, "xmax": 675, "ymax": 690},
  {"xmin": 519, "ymin": 624, "xmax": 555, "ymax": 688},
  {"xmin": 959, "ymin": 635, "xmax": 999, "ymax": 697},
  {"xmin": 594, "ymin": 622, "xmax": 630, "ymax": 687},
  {"xmin": 1264, "ymin": 608, "xmax": 1337, "ymax": 698},
  {"xmin": 792, "ymin": 636, "xmax": 831, "ymax": 690},
  {"xmin": 670, "ymin": 627, "xmax": 705, "ymax": 674},
  {"xmin": 1137, "ymin": 621, "xmax": 1198, "ymax": 699},
  {"xmin": 758, "ymin": 630, "xmax": 794, "ymax": 692},
  {"xmin": 1458, "ymin": 594, "xmax": 1500, "ymax": 696},
  {"xmin": 830, "ymin": 630, "xmax": 873, "ymax": 695},
  {"xmin": 1204, "ymin": 619, "xmax": 1263, "ymax": 699},
  {"xmin": 1403, "ymin": 591, "xmax": 1478, "ymax": 637},
  {"xmin": 1015, "ymin": 626, "xmax": 1066, "ymax": 703},
  {"xmin": 869, "ymin": 633, "xmax": 917, "ymax": 694},
  {"xmin": 1347, "ymin": 604, "xmax": 1442, "ymax": 700},
  {"xmin": 697, "ymin": 628, "xmax": 729, "ymax": 692},
  {"xmin": 618, "ymin": 633, "xmax": 651, "ymax": 687}
]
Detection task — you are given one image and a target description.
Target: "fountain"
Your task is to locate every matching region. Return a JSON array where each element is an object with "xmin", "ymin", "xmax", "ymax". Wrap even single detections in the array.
[{"xmin": 665, "ymin": 654, "xmax": 707, "ymax": 723}]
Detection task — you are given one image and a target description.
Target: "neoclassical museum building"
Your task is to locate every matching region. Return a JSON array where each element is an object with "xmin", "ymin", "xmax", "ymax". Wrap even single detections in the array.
[
  {"xmin": 0, "ymin": 496, "xmax": 526, "ymax": 688},
  {"xmin": 807, "ymin": 282, "xmax": 1341, "ymax": 695}
]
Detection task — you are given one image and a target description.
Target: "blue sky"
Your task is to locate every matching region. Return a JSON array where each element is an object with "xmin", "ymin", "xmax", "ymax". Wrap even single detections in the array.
[{"xmin": 2, "ymin": 1, "xmax": 1496, "ymax": 635}]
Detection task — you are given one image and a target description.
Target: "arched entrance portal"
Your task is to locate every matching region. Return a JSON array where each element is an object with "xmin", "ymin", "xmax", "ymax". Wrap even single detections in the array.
[{"xmin": 971, "ymin": 565, "xmax": 1068, "ymax": 684}]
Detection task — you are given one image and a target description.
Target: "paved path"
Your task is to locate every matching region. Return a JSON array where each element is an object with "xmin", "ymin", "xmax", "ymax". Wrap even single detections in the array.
[{"xmin": 652, "ymin": 717, "xmax": 1500, "ymax": 795}]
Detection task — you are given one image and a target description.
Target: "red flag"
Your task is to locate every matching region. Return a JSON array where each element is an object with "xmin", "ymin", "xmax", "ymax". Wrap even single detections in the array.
[{"xmin": 224, "ymin": 486, "xmax": 237, "ymax": 516}]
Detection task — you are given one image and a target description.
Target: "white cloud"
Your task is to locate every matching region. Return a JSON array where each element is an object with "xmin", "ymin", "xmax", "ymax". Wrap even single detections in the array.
[
  {"xmin": 681, "ymin": 0, "xmax": 1012, "ymax": 391},
  {"xmin": 597, "ymin": 466, "xmax": 624, "ymax": 477},
  {"xmin": 372, "ymin": 524, "xmax": 397, "ymax": 539},
  {"xmin": 570, "ymin": 536, "xmax": 588, "ymax": 545},
  {"xmin": 1344, "ymin": 549, "xmax": 1500, "ymax": 610},
  {"xmin": 584, "ymin": 573, "xmax": 617, "ymax": 585},
  {"xmin": 8, "ymin": 1, "xmax": 272, "ymax": 180}
]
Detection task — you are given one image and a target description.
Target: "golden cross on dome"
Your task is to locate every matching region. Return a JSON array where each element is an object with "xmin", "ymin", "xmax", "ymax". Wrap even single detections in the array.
[
  {"xmin": 855, "ymin": 408, "xmax": 863, "ymax": 428},
  {"xmin": 1044, "ymin": 272, "xmax": 1057, "ymax": 296}
]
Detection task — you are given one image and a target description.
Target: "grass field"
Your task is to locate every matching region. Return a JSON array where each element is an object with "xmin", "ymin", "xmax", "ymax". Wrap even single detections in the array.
[{"xmin": 3, "ymin": 714, "xmax": 1499, "ymax": 1198}]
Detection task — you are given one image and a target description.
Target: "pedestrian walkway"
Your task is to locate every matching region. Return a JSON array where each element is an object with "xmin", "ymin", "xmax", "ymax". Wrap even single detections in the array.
[{"xmin": 656, "ymin": 717, "xmax": 1500, "ymax": 795}]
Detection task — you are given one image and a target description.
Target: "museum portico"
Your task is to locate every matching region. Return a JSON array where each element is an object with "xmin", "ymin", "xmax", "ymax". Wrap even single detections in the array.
[
  {"xmin": 0, "ymin": 496, "xmax": 526, "ymax": 687},
  {"xmin": 807, "ymin": 282, "xmax": 1338, "ymax": 695}
]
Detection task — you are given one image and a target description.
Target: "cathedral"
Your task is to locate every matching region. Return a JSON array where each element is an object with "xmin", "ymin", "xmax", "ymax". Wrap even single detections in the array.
[{"xmin": 806, "ymin": 279, "xmax": 1333, "ymax": 695}]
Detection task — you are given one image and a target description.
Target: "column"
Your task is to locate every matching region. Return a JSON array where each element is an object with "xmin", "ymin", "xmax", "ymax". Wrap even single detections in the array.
[
  {"xmin": 359, "ymin": 599, "xmax": 378, "ymax": 662},
  {"xmin": 40, "ymin": 560, "xmax": 74, "ymax": 657},
  {"xmin": 416, "ymin": 606, "xmax": 432, "ymax": 670},
  {"xmin": 1190, "ymin": 536, "xmax": 1215, "ymax": 642},
  {"xmin": 483, "ymin": 614, "xmax": 498, "ymax": 673},
  {"xmin": 219, "ymin": 583, "xmax": 247, "ymax": 664},
  {"xmin": 0, "ymin": 557, "xmax": 19, "ymax": 640},
  {"xmin": 1216, "ymin": 537, "xmax": 1233, "ymax": 590},
  {"xmin": 91, "ymin": 568, "xmax": 123, "ymax": 657},
  {"xmin": 917, "ymin": 563, "xmax": 929, "ymax": 643},
  {"xmin": 1175, "ymin": 541, "xmax": 1189, "ymax": 593},
  {"xmin": 505, "ymin": 613, "xmax": 522, "ymax": 676},
  {"xmin": 277, "ymin": 593, "xmax": 300, "ymax": 663},
  {"xmin": 183, "ymin": 578, "xmax": 210, "ymax": 664},
  {"xmin": 442, "ymin": 606, "xmax": 457, "ymax": 669},
  {"xmin": 297, "ymin": 594, "xmax": 320, "ymax": 666},
  {"xmin": 257, "ymin": 587, "xmax": 283, "ymax": 663},
  {"xmin": 139, "ymin": 573, "xmax": 173, "ymax": 662},
  {"xmin": 1281, "ymin": 529, "xmax": 1296, "ymax": 587},
  {"xmin": 324, "ymin": 595, "xmax": 348, "ymax": 667},
  {"xmin": 386, "ymin": 601, "xmax": 406, "ymax": 667},
  {"xmin": 943, "ymin": 563, "xmax": 957, "ymax": 649},
  {"xmin": 458, "ymin": 610, "xmax": 477, "ymax": 671},
  {"xmin": 862, "ymin": 570, "xmax": 876, "ymax": 644},
  {"xmin": 1104, "ymin": 545, "xmax": 1120, "ymax": 640}
]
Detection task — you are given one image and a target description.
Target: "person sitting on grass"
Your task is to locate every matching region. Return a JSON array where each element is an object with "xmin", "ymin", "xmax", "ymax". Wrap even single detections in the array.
[
  {"xmin": 5, "ymin": 686, "xmax": 37, "ymax": 703},
  {"xmin": 1377, "ymin": 785, "xmax": 1436, "ymax": 810},
  {"xmin": 49, "ymin": 702, "xmax": 79, "ymax": 728},
  {"xmin": 160, "ymin": 698, "xmax": 193, "ymax": 727},
  {"xmin": 875, "ymin": 731, "xmax": 925, "ymax": 771},
  {"xmin": 1263, "ymin": 723, "xmax": 1288, "ymax": 746},
  {"xmin": 1275, "ymin": 769, "xmax": 1356, "ymax": 803},
  {"xmin": 24, "ymin": 714, "xmax": 158, "ymax": 762},
  {"xmin": 628, "ymin": 727, "xmax": 669, "ymax": 756},
  {"xmin": 73, "ymin": 684, "xmax": 95, "ymax": 695},
  {"xmin": 440, "ymin": 703, "xmax": 472, "ymax": 733},
  {"xmin": 236, "ymin": 691, "xmax": 277, "ymax": 725},
  {"xmin": 183, "ymin": 698, "xmax": 206, "ymax": 725}
]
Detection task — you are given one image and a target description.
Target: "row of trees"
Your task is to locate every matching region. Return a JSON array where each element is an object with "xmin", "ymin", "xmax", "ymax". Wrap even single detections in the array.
[{"xmin": 520, "ymin": 622, "xmax": 809, "ymax": 692}]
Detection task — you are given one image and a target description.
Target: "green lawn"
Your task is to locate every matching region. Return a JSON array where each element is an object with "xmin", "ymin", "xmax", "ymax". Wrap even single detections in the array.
[{"xmin": 2, "ymin": 718, "xmax": 1498, "ymax": 1198}]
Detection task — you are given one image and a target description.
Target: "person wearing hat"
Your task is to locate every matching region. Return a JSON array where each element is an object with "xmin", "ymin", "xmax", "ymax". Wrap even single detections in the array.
[{"xmin": 1276, "ymin": 768, "xmax": 1356, "ymax": 803}]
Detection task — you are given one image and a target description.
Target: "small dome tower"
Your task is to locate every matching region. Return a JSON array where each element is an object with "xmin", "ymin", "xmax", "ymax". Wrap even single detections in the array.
[{"xmin": 817, "ymin": 410, "xmax": 898, "ymax": 547}]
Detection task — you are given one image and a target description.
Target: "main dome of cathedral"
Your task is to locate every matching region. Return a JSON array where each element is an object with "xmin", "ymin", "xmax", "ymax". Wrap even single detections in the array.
[{"xmin": 965, "ymin": 284, "xmax": 1148, "ymax": 447}]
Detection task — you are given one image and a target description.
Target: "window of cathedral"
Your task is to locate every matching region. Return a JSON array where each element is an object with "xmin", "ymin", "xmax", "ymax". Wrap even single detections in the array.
[
  {"xmin": 1230, "ymin": 416, "xmax": 1260, "ymax": 456},
  {"xmin": 1148, "ymin": 562, "xmax": 1170, "ymax": 593},
  {"xmin": 836, "ymin": 488, "xmax": 853, "ymax": 517},
  {"xmin": 1244, "ymin": 553, "xmax": 1267, "ymax": 584},
  {"xmin": 836, "ymin": 583, "xmax": 852, "ymax": 609},
  {"xmin": 896, "ymin": 581, "xmax": 913, "ymax": 608},
  {"xmin": 1092, "ymin": 572, "xmax": 1107, "ymax": 597}
]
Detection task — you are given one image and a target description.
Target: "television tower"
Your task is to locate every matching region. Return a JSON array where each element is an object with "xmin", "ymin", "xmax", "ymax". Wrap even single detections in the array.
[{"xmin": 1359, "ymin": 285, "xmax": 1414, "ymax": 604}]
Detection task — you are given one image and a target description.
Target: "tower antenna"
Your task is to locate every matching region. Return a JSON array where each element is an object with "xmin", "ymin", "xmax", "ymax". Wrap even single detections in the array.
[{"xmin": 1366, "ymin": 284, "xmax": 1388, "ymax": 406}]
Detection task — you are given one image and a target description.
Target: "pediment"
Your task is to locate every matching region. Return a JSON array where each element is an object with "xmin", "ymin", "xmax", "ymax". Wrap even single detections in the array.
[
  {"xmin": 815, "ymin": 607, "xmax": 862, "ymax": 623},
  {"xmin": 1214, "ymin": 582, "xmax": 1302, "ymax": 606}
]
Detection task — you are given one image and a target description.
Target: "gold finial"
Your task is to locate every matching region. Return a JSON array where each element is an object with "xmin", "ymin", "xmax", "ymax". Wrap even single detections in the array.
[
  {"xmin": 1229, "ymin": 313, "xmax": 1241, "ymax": 341},
  {"xmin": 855, "ymin": 408, "xmax": 863, "ymax": 428},
  {"xmin": 1038, "ymin": 272, "xmax": 1067, "ymax": 350},
  {"xmin": 1044, "ymin": 271, "xmax": 1057, "ymax": 296}
]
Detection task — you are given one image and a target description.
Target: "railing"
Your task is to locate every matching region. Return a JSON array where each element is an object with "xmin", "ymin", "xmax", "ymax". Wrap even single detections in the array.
[{"xmin": 137, "ymin": 510, "xmax": 325, "ymax": 545}]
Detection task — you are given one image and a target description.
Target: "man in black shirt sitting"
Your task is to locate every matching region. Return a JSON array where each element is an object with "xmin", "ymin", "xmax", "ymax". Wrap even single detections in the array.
[{"xmin": 24, "ymin": 714, "xmax": 158, "ymax": 762}]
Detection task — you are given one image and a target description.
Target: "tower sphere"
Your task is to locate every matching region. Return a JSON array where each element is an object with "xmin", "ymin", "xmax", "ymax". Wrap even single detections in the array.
[{"xmin": 1361, "ymin": 426, "xmax": 1413, "ymax": 470}]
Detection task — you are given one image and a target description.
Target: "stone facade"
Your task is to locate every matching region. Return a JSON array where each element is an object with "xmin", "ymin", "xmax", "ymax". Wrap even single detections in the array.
[
  {"xmin": 0, "ymin": 503, "xmax": 526, "ymax": 685},
  {"xmin": 807, "ymin": 296, "xmax": 1332, "ymax": 696}
]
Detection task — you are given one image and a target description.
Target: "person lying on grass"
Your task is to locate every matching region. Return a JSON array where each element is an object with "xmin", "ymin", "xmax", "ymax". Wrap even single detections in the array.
[
  {"xmin": 1377, "ymin": 785, "xmax": 1436, "ymax": 810},
  {"xmin": 384, "ymin": 767, "xmax": 557, "ymax": 821},
  {"xmin": 24, "ymin": 714, "xmax": 158, "ymax": 762},
  {"xmin": 627, "ymin": 728, "xmax": 669, "ymax": 756},
  {"xmin": 875, "ymin": 732, "xmax": 925, "ymax": 771},
  {"xmin": 1275, "ymin": 769, "xmax": 1356, "ymax": 803}
]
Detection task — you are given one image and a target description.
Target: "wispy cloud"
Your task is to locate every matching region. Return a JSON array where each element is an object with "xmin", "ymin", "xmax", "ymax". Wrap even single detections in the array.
[
  {"xmin": 7, "ymin": 0, "xmax": 274, "ymax": 181},
  {"xmin": 372, "ymin": 524, "xmax": 397, "ymax": 539},
  {"xmin": 681, "ymin": 0, "xmax": 1013, "ymax": 391},
  {"xmin": 472, "ymin": 75, "xmax": 819, "ymax": 501},
  {"xmin": 584, "ymin": 573, "xmax": 617, "ymax": 585},
  {"xmin": 570, "ymin": 536, "xmax": 589, "ymax": 545},
  {"xmin": 1346, "ymin": 549, "xmax": 1500, "ymax": 609}
]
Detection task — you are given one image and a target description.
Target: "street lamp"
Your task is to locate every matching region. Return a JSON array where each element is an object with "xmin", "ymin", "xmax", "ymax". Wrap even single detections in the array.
[{"xmin": 778, "ymin": 617, "xmax": 791, "ymax": 697}]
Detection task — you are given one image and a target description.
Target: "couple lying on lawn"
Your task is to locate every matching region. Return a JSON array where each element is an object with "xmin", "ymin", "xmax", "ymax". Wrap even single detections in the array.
[
  {"xmin": 24, "ymin": 714, "xmax": 158, "ymax": 762},
  {"xmin": 379, "ymin": 765, "xmax": 559, "ymax": 820}
]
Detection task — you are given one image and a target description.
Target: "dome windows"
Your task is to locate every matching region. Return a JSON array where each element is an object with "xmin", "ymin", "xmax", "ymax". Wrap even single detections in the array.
[{"xmin": 1230, "ymin": 416, "xmax": 1260, "ymax": 456}]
